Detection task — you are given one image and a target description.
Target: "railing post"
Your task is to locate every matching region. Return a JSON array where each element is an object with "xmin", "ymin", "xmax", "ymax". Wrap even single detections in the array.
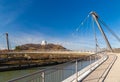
[
  {"xmin": 94, "ymin": 54, "xmax": 96, "ymax": 62},
  {"xmin": 90, "ymin": 55, "xmax": 92, "ymax": 70},
  {"xmin": 41, "ymin": 72, "xmax": 45, "ymax": 82},
  {"xmin": 76, "ymin": 60, "xmax": 78, "ymax": 82},
  {"xmin": 90, "ymin": 56, "xmax": 91, "ymax": 64}
]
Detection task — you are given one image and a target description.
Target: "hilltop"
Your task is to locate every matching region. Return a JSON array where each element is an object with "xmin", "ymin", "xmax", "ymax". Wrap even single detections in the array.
[{"xmin": 15, "ymin": 43, "xmax": 68, "ymax": 51}]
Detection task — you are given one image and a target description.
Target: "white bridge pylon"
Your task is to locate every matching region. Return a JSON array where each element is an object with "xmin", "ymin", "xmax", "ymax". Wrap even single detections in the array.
[{"xmin": 90, "ymin": 11, "xmax": 112, "ymax": 51}]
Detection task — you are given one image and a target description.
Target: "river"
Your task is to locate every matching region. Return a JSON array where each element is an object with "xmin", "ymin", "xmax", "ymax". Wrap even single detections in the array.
[{"xmin": 0, "ymin": 60, "xmax": 95, "ymax": 82}]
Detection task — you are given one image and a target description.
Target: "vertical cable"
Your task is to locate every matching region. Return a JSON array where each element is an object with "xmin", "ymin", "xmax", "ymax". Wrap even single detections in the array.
[{"xmin": 92, "ymin": 16, "xmax": 98, "ymax": 53}]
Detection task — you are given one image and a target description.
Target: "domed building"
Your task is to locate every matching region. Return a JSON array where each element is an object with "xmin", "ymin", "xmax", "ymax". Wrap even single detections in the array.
[{"xmin": 41, "ymin": 40, "xmax": 47, "ymax": 45}]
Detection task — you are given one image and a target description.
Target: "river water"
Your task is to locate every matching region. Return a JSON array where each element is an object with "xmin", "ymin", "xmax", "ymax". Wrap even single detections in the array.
[{"xmin": 0, "ymin": 60, "xmax": 95, "ymax": 82}]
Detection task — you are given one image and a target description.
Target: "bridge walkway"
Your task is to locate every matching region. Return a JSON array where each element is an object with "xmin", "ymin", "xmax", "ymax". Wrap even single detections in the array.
[
  {"xmin": 104, "ymin": 53, "xmax": 120, "ymax": 82},
  {"xmin": 82, "ymin": 54, "xmax": 117, "ymax": 82}
]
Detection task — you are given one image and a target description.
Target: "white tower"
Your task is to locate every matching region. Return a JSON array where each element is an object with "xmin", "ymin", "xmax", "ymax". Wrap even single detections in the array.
[{"xmin": 41, "ymin": 40, "xmax": 47, "ymax": 45}]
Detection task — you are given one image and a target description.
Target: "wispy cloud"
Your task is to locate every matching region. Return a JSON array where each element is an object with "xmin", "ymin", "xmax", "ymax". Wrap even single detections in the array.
[
  {"xmin": 0, "ymin": 0, "xmax": 119, "ymax": 50},
  {"xmin": 0, "ymin": 28, "xmax": 119, "ymax": 50},
  {"xmin": 6, "ymin": 31, "xmax": 98, "ymax": 50},
  {"xmin": 0, "ymin": 0, "xmax": 32, "ymax": 27}
]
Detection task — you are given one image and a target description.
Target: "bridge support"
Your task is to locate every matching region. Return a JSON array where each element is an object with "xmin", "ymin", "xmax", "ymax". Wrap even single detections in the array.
[
  {"xmin": 6, "ymin": 33, "xmax": 10, "ymax": 51},
  {"xmin": 90, "ymin": 12, "xmax": 112, "ymax": 51}
]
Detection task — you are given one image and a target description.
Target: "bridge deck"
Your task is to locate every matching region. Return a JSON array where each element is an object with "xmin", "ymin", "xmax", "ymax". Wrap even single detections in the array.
[
  {"xmin": 104, "ymin": 53, "xmax": 120, "ymax": 82},
  {"xmin": 82, "ymin": 54, "xmax": 117, "ymax": 82}
]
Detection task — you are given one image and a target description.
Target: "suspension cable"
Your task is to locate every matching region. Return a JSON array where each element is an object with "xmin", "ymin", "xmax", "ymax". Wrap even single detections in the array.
[
  {"xmin": 92, "ymin": 16, "xmax": 98, "ymax": 53},
  {"xmin": 76, "ymin": 14, "xmax": 90, "ymax": 32},
  {"xmin": 98, "ymin": 18, "xmax": 120, "ymax": 43}
]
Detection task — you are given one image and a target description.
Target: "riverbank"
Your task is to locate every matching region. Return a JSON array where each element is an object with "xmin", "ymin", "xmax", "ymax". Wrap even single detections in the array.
[{"xmin": 0, "ymin": 52, "xmax": 97, "ymax": 71}]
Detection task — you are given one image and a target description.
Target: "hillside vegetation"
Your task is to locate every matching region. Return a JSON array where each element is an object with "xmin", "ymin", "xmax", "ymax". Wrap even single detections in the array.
[{"xmin": 15, "ymin": 43, "xmax": 68, "ymax": 51}]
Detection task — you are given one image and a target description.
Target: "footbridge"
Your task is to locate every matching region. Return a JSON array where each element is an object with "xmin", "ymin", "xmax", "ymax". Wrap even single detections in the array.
[{"xmin": 0, "ymin": 11, "xmax": 120, "ymax": 82}]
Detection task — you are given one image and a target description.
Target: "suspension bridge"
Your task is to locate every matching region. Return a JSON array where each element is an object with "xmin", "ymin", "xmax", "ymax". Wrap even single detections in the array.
[{"xmin": 0, "ymin": 11, "xmax": 120, "ymax": 82}]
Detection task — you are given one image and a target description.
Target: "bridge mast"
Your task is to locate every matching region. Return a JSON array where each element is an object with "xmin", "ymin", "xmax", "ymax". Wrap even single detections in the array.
[
  {"xmin": 5, "ymin": 33, "xmax": 10, "ymax": 51},
  {"xmin": 90, "ymin": 12, "xmax": 112, "ymax": 51}
]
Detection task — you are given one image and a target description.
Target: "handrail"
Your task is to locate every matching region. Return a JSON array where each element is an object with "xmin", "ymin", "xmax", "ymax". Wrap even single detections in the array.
[
  {"xmin": 62, "ymin": 54, "xmax": 108, "ymax": 82},
  {"xmin": 8, "ymin": 53, "xmax": 100, "ymax": 82}
]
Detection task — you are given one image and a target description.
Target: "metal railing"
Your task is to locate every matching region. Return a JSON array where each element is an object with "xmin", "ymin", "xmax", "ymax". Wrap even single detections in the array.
[
  {"xmin": 62, "ymin": 53, "xmax": 108, "ymax": 82},
  {"xmin": 8, "ymin": 54, "xmax": 99, "ymax": 82}
]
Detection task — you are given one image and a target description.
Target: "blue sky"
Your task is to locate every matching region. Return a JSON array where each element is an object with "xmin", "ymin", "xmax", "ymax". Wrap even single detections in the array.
[{"xmin": 0, "ymin": 0, "xmax": 120, "ymax": 50}]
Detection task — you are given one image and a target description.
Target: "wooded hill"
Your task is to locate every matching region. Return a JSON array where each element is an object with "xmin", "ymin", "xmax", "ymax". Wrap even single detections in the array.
[{"xmin": 15, "ymin": 43, "xmax": 68, "ymax": 51}]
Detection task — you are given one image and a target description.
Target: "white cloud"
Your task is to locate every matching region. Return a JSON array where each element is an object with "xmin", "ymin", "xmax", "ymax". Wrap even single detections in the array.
[
  {"xmin": 0, "ymin": 0, "xmax": 119, "ymax": 50},
  {"xmin": 0, "ymin": 29, "xmax": 119, "ymax": 50},
  {"xmin": 5, "ymin": 31, "xmax": 98, "ymax": 50}
]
